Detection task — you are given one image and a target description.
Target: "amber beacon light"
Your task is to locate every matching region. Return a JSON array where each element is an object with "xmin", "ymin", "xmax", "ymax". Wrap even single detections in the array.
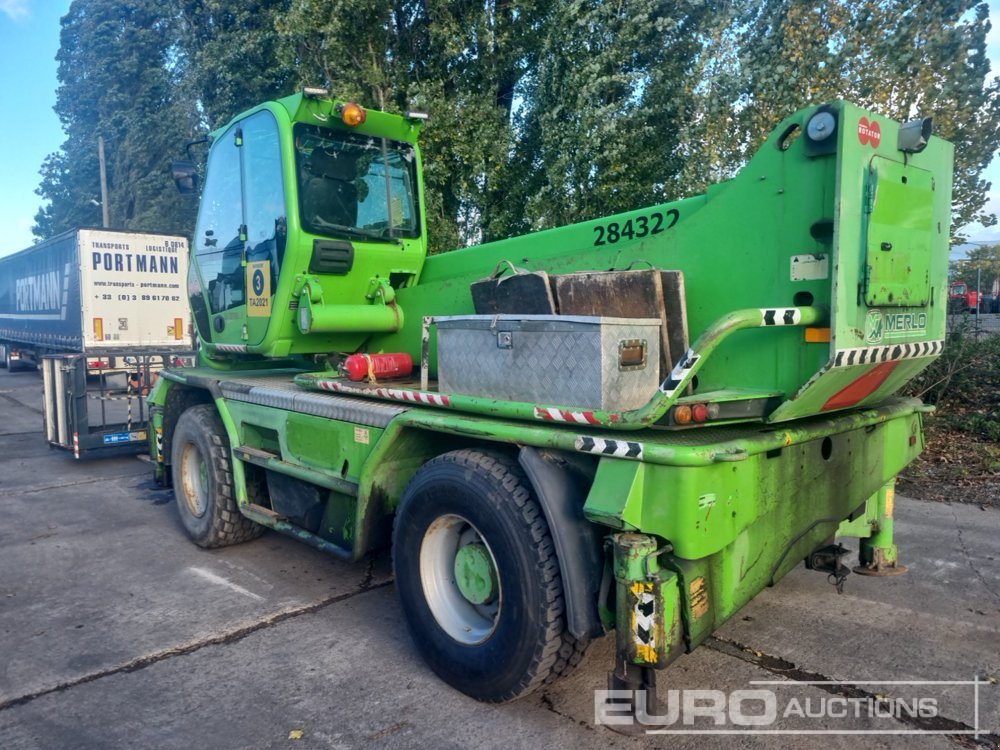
[{"xmin": 338, "ymin": 102, "xmax": 367, "ymax": 127}]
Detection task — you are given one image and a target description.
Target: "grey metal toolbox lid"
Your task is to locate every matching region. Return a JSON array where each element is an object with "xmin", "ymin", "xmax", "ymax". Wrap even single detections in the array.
[
  {"xmin": 434, "ymin": 314, "xmax": 662, "ymax": 331},
  {"xmin": 435, "ymin": 314, "xmax": 664, "ymax": 411}
]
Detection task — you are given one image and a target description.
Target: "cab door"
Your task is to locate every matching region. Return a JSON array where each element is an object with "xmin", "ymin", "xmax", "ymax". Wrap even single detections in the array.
[
  {"xmin": 241, "ymin": 111, "xmax": 286, "ymax": 347},
  {"xmin": 192, "ymin": 120, "xmax": 243, "ymax": 347},
  {"xmin": 191, "ymin": 110, "xmax": 285, "ymax": 350}
]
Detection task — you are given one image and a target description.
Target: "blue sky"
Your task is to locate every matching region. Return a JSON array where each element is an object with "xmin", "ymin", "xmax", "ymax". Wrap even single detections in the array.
[
  {"xmin": 0, "ymin": 0, "xmax": 69, "ymax": 255},
  {"xmin": 1, "ymin": 0, "xmax": 999, "ymax": 257}
]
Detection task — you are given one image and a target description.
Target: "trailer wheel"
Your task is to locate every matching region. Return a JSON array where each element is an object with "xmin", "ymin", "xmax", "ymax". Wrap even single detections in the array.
[
  {"xmin": 393, "ymin": 449, "xmax": 576, "ymax": 702},
  {"xmin": 4, "ymin": 348, "xmax": 25, "ymax": 372},
  {"xmin": 171, "ymin": 404, "xmax": 263, "ymax": 548}
]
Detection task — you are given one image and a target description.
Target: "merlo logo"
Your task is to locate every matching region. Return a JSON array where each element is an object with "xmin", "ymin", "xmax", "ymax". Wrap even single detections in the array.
[{"xmin": 865, "ymin": 310, "xmax": 884, "ymax": 343}]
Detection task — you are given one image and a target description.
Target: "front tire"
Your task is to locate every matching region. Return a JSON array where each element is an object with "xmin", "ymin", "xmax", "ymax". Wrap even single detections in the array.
[
  {"xmin": 171, "ymin": 404, "xmax": 262, "ymax": 548},
  {"xmin": 393, "ymin": 449, "xmax": 582, "ymax": 702}
]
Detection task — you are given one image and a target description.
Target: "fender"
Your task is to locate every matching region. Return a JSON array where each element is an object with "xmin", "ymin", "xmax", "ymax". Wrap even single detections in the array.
[{"xmin": 518, "ymin": 446, "xmax": 605, "ymax": 640}]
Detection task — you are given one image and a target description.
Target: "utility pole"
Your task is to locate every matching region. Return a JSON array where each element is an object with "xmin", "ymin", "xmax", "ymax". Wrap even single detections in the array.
[
  {"xmin": 98, "ymin": 136, "xmax": 110, "ymax": 228},
  {"xmin": 977, "ymin": 266, "xmax": 982, "ymax": 333}
]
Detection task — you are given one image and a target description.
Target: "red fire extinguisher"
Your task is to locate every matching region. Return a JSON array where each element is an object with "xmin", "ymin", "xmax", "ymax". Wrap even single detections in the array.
[{"xmin": 341, "ymin": 352, "xmax": 413, "ymax": 382}]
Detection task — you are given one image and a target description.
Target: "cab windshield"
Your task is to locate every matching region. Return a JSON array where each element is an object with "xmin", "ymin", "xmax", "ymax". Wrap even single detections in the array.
[{"xmin": 294, "ymin": 123, "xmax": 420, "ymax": 242}]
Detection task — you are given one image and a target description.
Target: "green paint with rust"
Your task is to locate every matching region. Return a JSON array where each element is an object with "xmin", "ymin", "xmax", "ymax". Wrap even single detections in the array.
[
  {"xmin": 611, "ymin": 533, "xmax": 684, "ymax": 667},
  {"xmin": 584, "ymin": 408, "xmax": 922, "ymax": 560},
  {"xmin": 618, "ymin": 425, "xmax": 919, "ymax": 651},
  {"xmin": 454, "ymin": 544, "xmax": 498, "ymax": 605},
  {"xmin": 864, "ymin": 158, "xmax": 935, "ymax": 307},
  {"xmin": 859, "ymin": 481, "xmax": 901, "ymax": 567},
  {"xmin": 319, "ymin": 490, "xmax": 356, "ymax": 548},
  {"xmin": 283, "ymin": 412, "xmax": 380, "ymax": 481}
]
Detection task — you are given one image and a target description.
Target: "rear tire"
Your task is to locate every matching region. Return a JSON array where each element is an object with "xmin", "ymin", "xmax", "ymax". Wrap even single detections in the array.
[
  {"xmin": 171, "ymin": 404, "xmax": 263, "ymax": 548},
  {"xmin": 393, "ymin": 449, "xmax": 586, "ymax": 702},
  {"xmin": 0, "ymin": 344, "xmax": 7, "ymax": 369}
]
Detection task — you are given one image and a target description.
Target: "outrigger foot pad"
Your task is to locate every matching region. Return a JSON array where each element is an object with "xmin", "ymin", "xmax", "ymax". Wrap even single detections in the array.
[
  {"xmin": 853, "ymin": 561, "xmax": 908, "ymax": 576},
  {"xmin": 602, "ymin": 658, "xmax": 658, "ymax": 736},
  {"xmin": 854, "ymin": 546, "xmax": 907, "ymax": 576}
]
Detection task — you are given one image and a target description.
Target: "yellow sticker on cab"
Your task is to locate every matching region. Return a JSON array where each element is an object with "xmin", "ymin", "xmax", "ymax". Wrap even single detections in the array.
[{"xmin": 246, "ymin": 261, "xmax": 271, "ymax": 317}]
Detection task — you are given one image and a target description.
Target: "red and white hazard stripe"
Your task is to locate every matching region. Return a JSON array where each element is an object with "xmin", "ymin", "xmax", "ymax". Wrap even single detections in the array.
[
  {"xmin": 316, "ymin": 378, "xmax": 450, "ymax": 407},
  {"xmin": 377, "ymin": 388, "xmax": 451, "ymax": 407},
  {"xmin": 533, "ymin": 407, "xmax": 602, "ymax": 425}
]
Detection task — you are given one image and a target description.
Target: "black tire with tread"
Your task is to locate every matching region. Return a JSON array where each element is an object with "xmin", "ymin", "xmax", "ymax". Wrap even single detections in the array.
[
  {"xmin": 547, "ymin": 631, "xmax": 592, "ymax": 683},
  {"xmin": 392, "ymin": 448, "xmax": 590, "ymax": 702},
  {"xmin": 171, "ymin": 404, "xmax": 263, "ymax": 548}
]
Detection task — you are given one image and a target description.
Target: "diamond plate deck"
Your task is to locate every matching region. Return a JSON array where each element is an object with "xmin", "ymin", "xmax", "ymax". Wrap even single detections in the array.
[{"xmin": 218, "ymin": 375, "xmax": 409, "ymax": 428}]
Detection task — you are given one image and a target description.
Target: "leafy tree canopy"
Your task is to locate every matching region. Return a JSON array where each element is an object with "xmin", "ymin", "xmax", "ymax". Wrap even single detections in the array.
[
  {"xmin": 33, "ymin": 0, "xmax": 1000, "ymax": 253},
  {"xmin": 953, "ymin": 243, "xmax": 1000, "ymax": 287},
  {"xmin": 35, "ymin": 0, "xmax": 197, "ymax": 237}
]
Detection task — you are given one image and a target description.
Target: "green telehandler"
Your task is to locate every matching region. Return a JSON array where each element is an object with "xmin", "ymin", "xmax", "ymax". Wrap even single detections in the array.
[{"xmin": 151, "ymin": 92, "xmax": 950, "ymax": 712}]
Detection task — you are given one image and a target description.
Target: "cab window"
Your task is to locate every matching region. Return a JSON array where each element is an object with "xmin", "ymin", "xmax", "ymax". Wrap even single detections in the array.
[
  {"xmin": 194, "ymin": 125, "xmax": 244, "ymax": 313},
  {"xmin": 294, "ymin": 123, "xmax": 419, "ymax": 242}
]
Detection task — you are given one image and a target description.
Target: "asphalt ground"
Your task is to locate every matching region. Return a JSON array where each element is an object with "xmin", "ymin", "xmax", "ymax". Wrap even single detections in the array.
[{"xmin": 0, "ymin": 366, "xmax": 997, "ymax": 749}]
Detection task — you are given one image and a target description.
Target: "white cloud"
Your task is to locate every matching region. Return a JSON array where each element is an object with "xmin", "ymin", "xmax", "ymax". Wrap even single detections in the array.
[
  {"xmin": 958, "ymin": 186, "xmax": 1000, "ymax": 243},
  {"xmin": 0, "ymin": 0, "xmax": 30, "ymax": 22}
]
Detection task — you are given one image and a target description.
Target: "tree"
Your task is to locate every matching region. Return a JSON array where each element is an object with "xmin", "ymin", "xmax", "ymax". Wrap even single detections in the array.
[
  {"xmin": 31, "ymin": 0, "xmax": 1000, "ymax": 254},
  {"xmin": 954, "ymin": 243, "xmax": 1000, "ymax": 287},
  {"xmin": 175, "ymin": 0, "xmax": 295, "ymax": 131},
  {"xmin": 276, "ymin": 0, "xmax": 551, "ymax": 252},
  {"xmin": 34, "ymin": 0, "xmax": 197, "ymax": 239},
  {"xmin": 729, "ymin": 0, "xmax": 1000, "ymax": 239},
  {"xmin": 511, "ymin": 0, "xmax": 719, "ymax": 233}
]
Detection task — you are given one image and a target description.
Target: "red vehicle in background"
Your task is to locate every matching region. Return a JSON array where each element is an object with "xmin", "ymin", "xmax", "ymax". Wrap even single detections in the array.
[{"xmin": 949, "ymin": 281, "xmax": 981, "ymax": 313}]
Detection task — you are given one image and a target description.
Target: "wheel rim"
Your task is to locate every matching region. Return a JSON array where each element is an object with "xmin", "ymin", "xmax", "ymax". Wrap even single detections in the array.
[
  {"xmin": 419, "ymin": 513, "xmax": 501, "ymax": 645},
  {"xmin": 179, "ymin": 441, "xmax": 209, "ymax": 518}
]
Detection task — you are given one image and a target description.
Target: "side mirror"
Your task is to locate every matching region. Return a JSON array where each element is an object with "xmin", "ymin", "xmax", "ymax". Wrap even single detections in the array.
[{"xmin": 171, "ymin": 160, "xmax": 200, "ymax": 194}]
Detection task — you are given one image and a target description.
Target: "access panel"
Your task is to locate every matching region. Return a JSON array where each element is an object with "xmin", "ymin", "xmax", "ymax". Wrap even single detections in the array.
[{"xmin": 864, "ymin": 157, "xmax": 934, "ymax": 307}]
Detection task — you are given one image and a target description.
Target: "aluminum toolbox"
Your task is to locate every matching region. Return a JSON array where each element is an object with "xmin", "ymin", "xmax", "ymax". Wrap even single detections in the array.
[{"xmin": 435, "ymin": 315, "xmax": 661, "ymax": 411}]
